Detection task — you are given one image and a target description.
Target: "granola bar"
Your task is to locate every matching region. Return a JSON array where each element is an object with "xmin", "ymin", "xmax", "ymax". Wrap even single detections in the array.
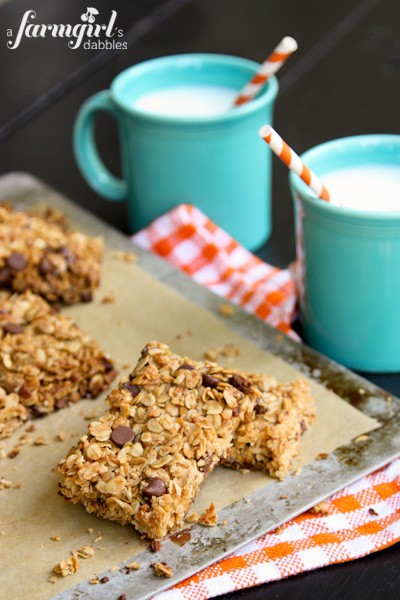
[
  {"xmin": 57, "ymin": 341, "xmax": 265, "ymax": 540},
  {"xmin": 0, "ymin": 203, "xmax": 102, "ymax": 304},
  {"xmin": 0, "ymin": 291, "xmax": 117, "ymax": 439},
  {"xmin": 223, "ymin": 376, "xmax": 316, "ymax": 479}
]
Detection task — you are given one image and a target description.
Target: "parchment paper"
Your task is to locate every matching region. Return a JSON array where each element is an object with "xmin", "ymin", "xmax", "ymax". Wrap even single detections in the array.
[{"xmin": 0, "ymin": 252, "xmax": 378, "ymax": 599}]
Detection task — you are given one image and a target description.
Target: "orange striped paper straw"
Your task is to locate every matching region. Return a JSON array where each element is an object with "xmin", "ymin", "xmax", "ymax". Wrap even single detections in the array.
[
  {"xmin": 234, "ymin": 37, "xmax": 298, "ymax": 106},
  {"xmin": 259, "ymin": 125, "xmax": 330, "ymax": 201}
]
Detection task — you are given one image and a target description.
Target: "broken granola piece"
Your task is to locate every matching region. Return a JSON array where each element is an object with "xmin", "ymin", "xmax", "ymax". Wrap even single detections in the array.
[
  {"xmin": 223, "ymin": 377, "xmax": 315, "ymax": 479},
  {"xmin": 57, "ymin": 341, "xmax": 268, "ymax": 540},
  {"xmin": 0, "ymin": 291, "xmax": 117, "ymax": 439},
  {"xmin": 54, "ymin": 554, "xmax": 79, "ymax": 577},
  {"xmin": 198, "ymin": 502, "xmax": 218, "ymax": 527},
  {"xmin": 0, "ymin": 203, "xmax": 102, "ymax": 304},
  {"xmin": 76, "ymin": 545, "xmax": 95, "ymax": 558},
  {"xmin": 310, "ymin": 501, "xmax": 329, "ymax": 515},
  {"xmin": 152, "ymin": 562, "xmax": 173, "ymax": 578}
]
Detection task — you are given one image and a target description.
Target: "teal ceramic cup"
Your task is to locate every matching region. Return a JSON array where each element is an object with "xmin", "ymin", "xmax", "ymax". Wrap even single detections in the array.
[
  {"xmin": 289, "ymin": 134, "xmax": 400, "ymax": 372},
  {"xmin": 73, "ymin": 54, "xmax": 278, "ymax": 250}
]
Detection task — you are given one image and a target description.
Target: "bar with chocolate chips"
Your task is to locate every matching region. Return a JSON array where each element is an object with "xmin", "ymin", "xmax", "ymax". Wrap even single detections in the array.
[
  {"xmin": 0, "ymin": 291, "xmax": 117, "ymax": 439},
  {"xmin": 0, "ymin": 203, "xmax": 102, "ymax": 304},
  {"xmin": 57, "ymin": 341, "xmax": 315, "ymax": 540}
]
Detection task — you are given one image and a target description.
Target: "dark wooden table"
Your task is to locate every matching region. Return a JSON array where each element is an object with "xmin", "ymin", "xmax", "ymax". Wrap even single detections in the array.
[{"xmin": 1, "ymin": 1, "xmax": 399, "ymax": 598}]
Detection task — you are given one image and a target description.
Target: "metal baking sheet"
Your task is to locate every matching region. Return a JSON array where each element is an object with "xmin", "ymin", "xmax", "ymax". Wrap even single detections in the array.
[{"xmin": 1, "ymin": 172, "xmax": 399, "ymax": 600}]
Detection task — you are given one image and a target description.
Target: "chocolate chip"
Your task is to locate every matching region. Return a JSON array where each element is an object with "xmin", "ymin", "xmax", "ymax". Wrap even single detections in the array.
[
  {"xmin": 2, "ymin": 322, "xmax": 24, "ymax": 334},
  {"xmin": 118, "ymin": 595, "xmax": 127, "ymax": 600},
  {"xmin": 101, "ymin": 357, "xmax": 114, "ymax": 373},
  {"xmin": 0, "ymin": 267, "xmax": 11, "ymax": 285},
  {"xmin": 38, "ymin": 256, "xmax": 54, "ymax": 275},
  {"xmin": 80, "ymin": 291, "xmax": 92, "ymax": 302},
  {"xmin": 254, "ymin": 404, "xmax": 268, "ymax": 415},
  {"xmin": 100, "ymin": 576, "xmax": 109, "ymax": 584},
  {"xmin": 180, "ymin": 363, "xmax": 195, "ymax": 370},
  {"xmin": 6, "ymin": 252, "xmax": 27, "ymax": 271},
  {"xmin": 368, "ymin": 508, "xmax": 378, "ymax": 516},
  {"xmin": 110, "ymin": 425, "xmax": 135, "ymax": 448},
  {"xmin": 198, "ymin": 455, "xmax": 213, "ymax": 474},
  {"xmin": 202, "ymin": 373, "xmax": 219, "ymax": 388},
  {"xmin": 141, "ymin": 346, "xmax": 149, "ymax": 356},
  {"xmin": 143, "ymin": 477, "xmax": 167, "ymax": 499},
  {"xmin": 123, "ymin": 382, "xmax": 140, "ymax": 397},
  {"xmin": 59, "ymin": 246, "xmax": 75, "ymax": 266},
  {"xmin": 228, "ymin": 373, "xmax": 251, "ymax": 393},
  {"xmin": 29, "ymin": 405, "xmax": 47, "ymax": 418}
]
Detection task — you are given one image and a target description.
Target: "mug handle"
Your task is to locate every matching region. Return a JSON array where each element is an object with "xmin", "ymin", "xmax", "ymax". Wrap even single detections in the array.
[{"xmin": 73, "ymin": 91, "xmax": 128, "ymax": 201}]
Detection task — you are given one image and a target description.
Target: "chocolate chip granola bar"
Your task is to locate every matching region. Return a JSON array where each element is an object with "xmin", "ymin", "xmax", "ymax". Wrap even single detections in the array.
[
  {"xmin": 0, "ymin": 204, "xmax": 102, "ymax": 304},
  {"xmin": 0, "ymin": 291, "xmax": 117, "ymax": 439},
  {"xmin": 57, "ymin": 342, "xmax": 315, "ymax": 540}
]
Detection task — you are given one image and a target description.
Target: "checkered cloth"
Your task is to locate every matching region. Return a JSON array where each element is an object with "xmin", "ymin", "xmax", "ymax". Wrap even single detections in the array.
[{"xmin": 132, "ymin": 205, "xmax": 400, "ymax": 600}]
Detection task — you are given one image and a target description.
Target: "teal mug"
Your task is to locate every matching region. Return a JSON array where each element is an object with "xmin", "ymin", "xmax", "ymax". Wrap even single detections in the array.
[
  {"xmin": 73, "ymin": 54, "xmax": 279, "ymax": 250},
  {"xmin": 289, "ymin": 134, "xmax": 400, "ymax": 372}
]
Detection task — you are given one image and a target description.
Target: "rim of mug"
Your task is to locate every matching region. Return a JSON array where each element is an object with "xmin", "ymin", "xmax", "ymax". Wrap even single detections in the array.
[
  {"xmin": 110, "ymin": 53, "xmax": 279, "ymax": 123},
  {"xmin": 289, "ymin": 134, "xmax": 400, "ymax": 221}
]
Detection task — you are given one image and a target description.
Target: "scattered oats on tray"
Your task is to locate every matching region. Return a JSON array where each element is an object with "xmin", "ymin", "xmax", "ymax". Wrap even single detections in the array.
[
  {"xmin": 199, "ymin": 502, "xmax": 218, "ymax": 527},
  {"xmin": 0, "ymin": 203, "xmax": 103, "ymax": 304},
  {"xmin": 57, "ymin": 341, "xmax": 315, "ymax": 540},
  {"xmin": 0, "ymin": 291, "xmax": 117, "ymax": 439}
]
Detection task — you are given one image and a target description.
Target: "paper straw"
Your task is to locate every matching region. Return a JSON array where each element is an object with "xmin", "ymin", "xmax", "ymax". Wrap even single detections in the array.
[
  {"xmin": 259, "ymin": 125, "xmax": 330, "ymax": 201},
  {"xmin": 233, "ymin": 37, "xmax": 298, "ymax": 106}
]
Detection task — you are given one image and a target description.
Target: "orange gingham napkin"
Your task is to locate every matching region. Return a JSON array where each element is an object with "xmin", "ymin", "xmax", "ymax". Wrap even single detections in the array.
[{"xmin": 132, "ymin": 204, "xmax": 400, "ymax": 600}]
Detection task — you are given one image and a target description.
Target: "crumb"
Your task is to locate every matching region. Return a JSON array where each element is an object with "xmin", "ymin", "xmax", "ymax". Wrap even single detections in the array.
[
  {"xmin": 89, "ymin": 578, "xmax": 100, "ymax": 584},
  {"xmin": 204, "ymin": 343, "xmax": 241, "ymax": 361},
  {"xmin": 110, "ymin": 566, "xmax": 120, "ymax": 572},
  {"xmin": 386, "ymin": 396, "xmax": 392, "ymax": 405},
  {"xmin": 96, "ymin": 546, "xmax": 106, "ymax": 551},
  {"xmin": 48, "ymin": 576, "xmax": 58, "ymax": 584},
  {"xmin": 316, "ymin": 453, "xmax": 329, "ymax": 460},
  {"xmin": 240, "ymin": 469, "xmax": 250, "ymax": 475},
  {"xmin": 354, "ymin": 434, "xmax": 369, "ymax": 443},
  {"xmin": 152, "ymin": 562, "xmax": 173, "ymax": 578},
  {"xmin": 358, "ymin": 388, "xmax": 365, "ymax": 395},
  {"xmin": 121, "ymin": 364, "xmax": 130, "ymax": 369},
  {"xmin": 244, "ymin": 498, "xmax": 251, "ymax": 503},
  {"xmin": 114, "ymin": 250, "xmax": 137, "ymax": 263},
  {"xmin": 34, "ymin": 436, "xmax": 52, "ymax": 446},
  {"xmin": 149, "ymin": 540, "xmax": 161, "ymax": 552},
  {"xmin": 118, "ymin": 595, "xmax": 127, "ymax": 600},
  {"xmin": 218, "ymin": 303, "xmax": 235, "ymax": 317},
  {"xmin": 76, "ymin": 545, "xmax": 95, "ymax": 558},
  {"xmin": 8, "ymin": 446, "xmax": 20, "ymax": 459},
  {"xmin": 275, "ymin": 525, "xmax": 286, "ymax": 535},
  {"xmin": 221, "ymin": 519, "xmax": 228, "ymax": 526},
  {"xmin": 368, "ymin": 508, "xmax": 378, "ymax": 516},
  {"xmin": 84, "ymin": 412, "xmax": 99, "ymax": 421},
  {"xmin": 0, "ymin": 477, "xmax": 22, "ymax": 490},
  {"xmin": 279, "ymin": 494, "xmax": 287, "ymax": 499},
  {"xmin": 57, "ymin": 431, "xmax": 67, "ymax": 442},
  {"xmin": 186, "ymin": 512, "xmax": 199, "ymax": 523},
  {"xmin": 198, "ymin": 502, "xmax": 218, "ymax": 527},
  {"xmin": 26, "ymin": 424, "xmax": 36, "ymax": 433},
  {"xmin": 87, "ymin": 528, "xmax": 94, "ymax": 534},
  {"xmin": 54, "ymin": 555, "xmax": 79, "ymax": 576},
  {"xmin": 293, "ymin": 467, "xmax": 302, "ymax": 476},
  {"xmin": 50, "ymin": 535, "xmax": 61, "ymax": 542},
  {"xmin": 186, "ymin": 329, "xmax": 193, "ymax": 336},
  {"xmin": 126, "ymin": 560, "xmax": 140, "ymax": 571},
  {"xmin": 101, "ymin": 294, "xmax": 115, "ymax": 304},
  {"xmin": 100, "ymin": 576, "xmax": 109, "ymax": 584},
  {"xmin": 93, "ymin": 535, "xmax": 102, "ymax": 543},
  {"xmin": 310, "ymin": 501, "xmax": 329, "ymax": 515}
]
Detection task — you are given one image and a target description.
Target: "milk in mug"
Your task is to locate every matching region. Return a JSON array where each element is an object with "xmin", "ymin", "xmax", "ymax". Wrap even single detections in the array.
[
  {"xmin": 322, "ymin": 164, "xmax": 400, "ymax": 211},
  {"xmin": 134, "ymin": 84, "xmax": 238, "ymax": 117}
]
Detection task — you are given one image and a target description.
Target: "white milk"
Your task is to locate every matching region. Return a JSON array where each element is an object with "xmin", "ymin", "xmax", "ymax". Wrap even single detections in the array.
[
  {"xmin": 134, "ymin": 84, "xmax": 237, "ymax": 117},
  {"xmin": 322, "ymin": 164, "xmax": 400, "ymax": 211}
]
